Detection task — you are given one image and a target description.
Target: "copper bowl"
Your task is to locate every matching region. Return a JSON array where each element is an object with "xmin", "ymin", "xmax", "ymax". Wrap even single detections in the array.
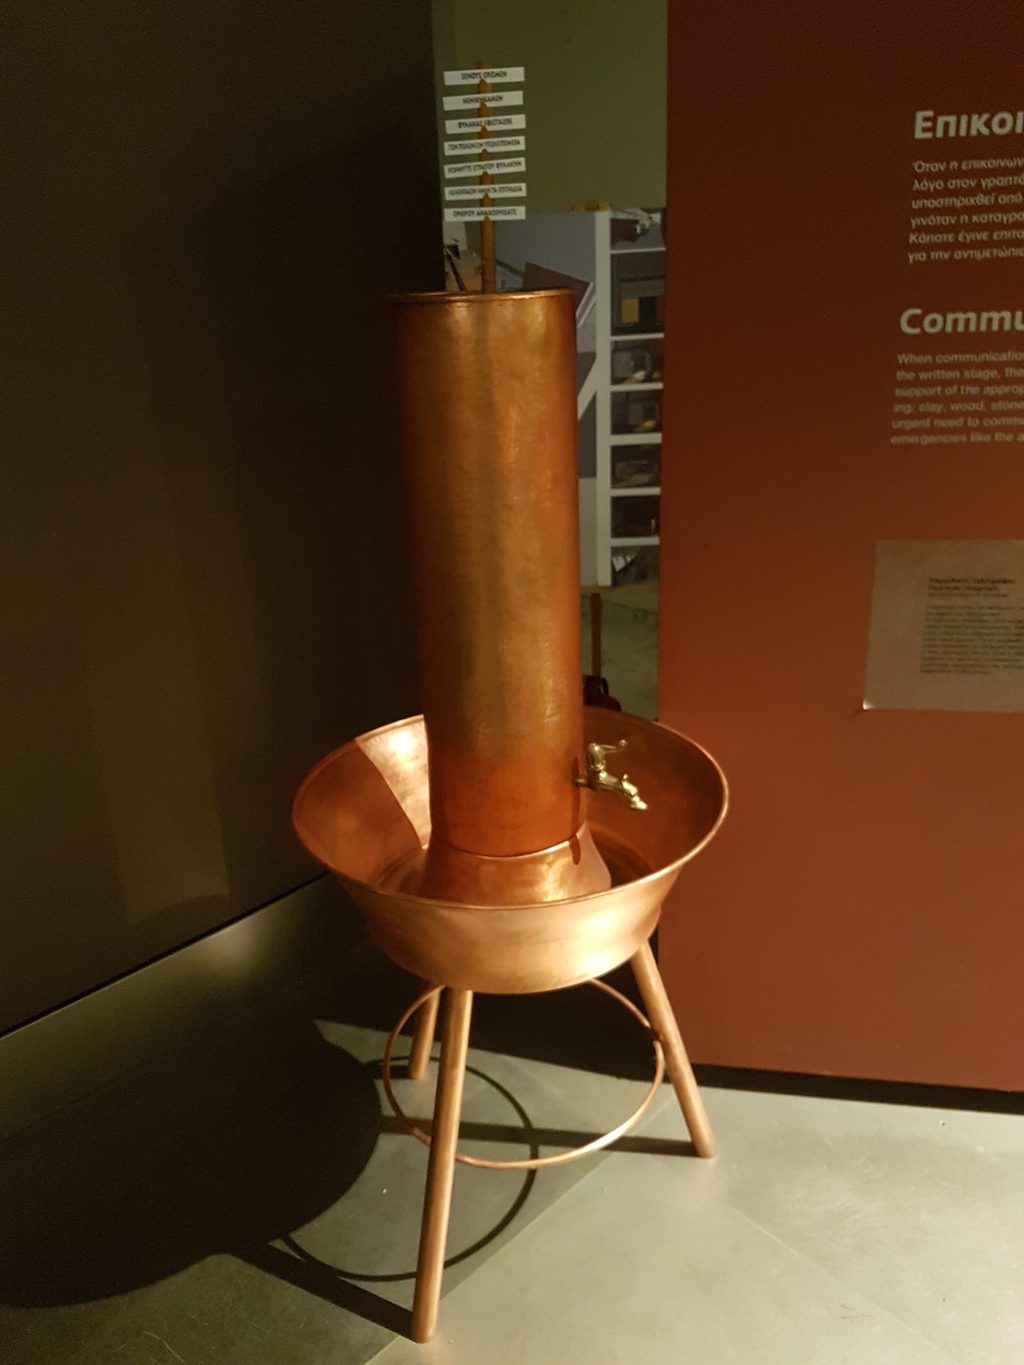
[{"xmin": 292, "ymin": 709, "xmax": 727, "ymax": 994}]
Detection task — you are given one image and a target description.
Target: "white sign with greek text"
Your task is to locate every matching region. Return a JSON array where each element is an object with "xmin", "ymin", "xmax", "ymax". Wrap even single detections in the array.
[
  {"xmin": 444, "ymin": 135, "xmax": 526, "ymax": 156},
  {"xmin": 444, "ymin": 182, "xmax": 526, "ymax": 201},
  {"xmin": 444, "ymin": 205, "xmax": 527, "ymax": 222},
  {"xmin": 443, "ymin": 90, "xmax": 524, "ymax": 111},
  {"xmin": 445, "ymin": 158, "xmax": 526, "ymax": 179},
  {"xmin": 443, "ymin": 67, "xmax": 525, "ymax": 85},
  {"xmin": 445, "ymin": 114, "xmax": 526, "ymax": 134}
]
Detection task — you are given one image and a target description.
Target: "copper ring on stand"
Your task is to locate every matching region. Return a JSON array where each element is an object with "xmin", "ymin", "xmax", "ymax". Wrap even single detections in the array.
[{"xmin": 381, "ymin": 982, "xmax": 666, "ymax": 1171}]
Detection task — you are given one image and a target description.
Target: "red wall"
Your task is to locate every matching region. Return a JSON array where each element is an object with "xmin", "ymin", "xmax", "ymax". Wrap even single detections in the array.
[{"xmin": 658, "ymin": 1, "xmax": 1024, "ymax": 1088}]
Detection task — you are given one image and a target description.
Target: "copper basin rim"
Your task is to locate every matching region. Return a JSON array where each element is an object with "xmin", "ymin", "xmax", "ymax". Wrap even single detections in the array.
[{"xmin": 292, "ymin": 708, "xmax": 728, "ymax": 995}]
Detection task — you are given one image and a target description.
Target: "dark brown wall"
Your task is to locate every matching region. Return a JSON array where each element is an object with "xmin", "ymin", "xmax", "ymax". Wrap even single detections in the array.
[
  {"xmin": 658, "ymin": 1, "xmax": 1024, "ymax": 1088},
  {"xmin": 1, "ymin": 2, "xmax": 441, "ymax": 1031}
]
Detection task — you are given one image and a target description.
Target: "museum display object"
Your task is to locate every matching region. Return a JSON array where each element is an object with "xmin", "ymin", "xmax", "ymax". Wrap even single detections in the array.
[{"xmin": 292, "ymin": 283, "xmax": 726, "ymax": 1342}]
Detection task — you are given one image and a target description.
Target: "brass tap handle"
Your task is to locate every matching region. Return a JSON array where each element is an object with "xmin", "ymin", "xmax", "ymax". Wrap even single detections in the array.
[{"xmin": 575, "ymin": 739, "xmax": 648, "ymax": 810}]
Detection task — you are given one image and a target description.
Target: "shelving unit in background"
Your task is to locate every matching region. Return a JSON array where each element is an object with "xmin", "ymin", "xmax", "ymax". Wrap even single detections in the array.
[
  {"xmin": 594, "ymin": 211, "xmax": 665, "ymax": 587},
  {"xmin": 494, "ymin": 208, "xmax": 665, "ymax": 589}
]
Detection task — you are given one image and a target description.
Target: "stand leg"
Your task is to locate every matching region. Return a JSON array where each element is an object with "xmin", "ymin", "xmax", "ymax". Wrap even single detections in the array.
[
  {"xmin": 410, "ymin": 987, "xmax": 474, "ymax": 1343},
  {"xmin": 631, "ymin": 941, "xmax": 716, "ymax": 1158},
  {"xmin": 407, "ymin": 985, "xmax": 440, "ymax": 1080}
]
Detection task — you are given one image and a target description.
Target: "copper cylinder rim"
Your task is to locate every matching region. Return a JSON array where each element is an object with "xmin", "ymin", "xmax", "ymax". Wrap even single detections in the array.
[
  {"xmin": 430, "ymin": 822, "xmax": 602, "ymax": 865},
  {"xmin": 390, "ymin": 288, "xmax": 576, "ymax": 305},
  {"xmin": 291, "ymin": 711, "xmax": 730, "ymax": 915}
]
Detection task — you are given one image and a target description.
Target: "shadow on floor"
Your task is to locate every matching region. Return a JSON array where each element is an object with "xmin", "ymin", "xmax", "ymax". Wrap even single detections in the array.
[
  {"xmin": 254, "ymin": 1061, "xmax": 542, "ymax": 1293},
  {"xmin": 0, "ymin": 995, "xmax": 620, "ymax": 1341},
  {"xmin": 0, "ymin": 921, "xmax": 689, "ymax": 1350},
  {"xmin": 0, "ymin": 1009, "xmax": 381, "ymax": 1309}
]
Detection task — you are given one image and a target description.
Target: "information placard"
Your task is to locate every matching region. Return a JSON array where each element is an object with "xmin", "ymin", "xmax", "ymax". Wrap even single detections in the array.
[
  {"xmin": 864, "ymin": 541, "xmax": 1024, "ymax": 711},
  {"xmin": 439, "ymin": 65, "xmax": 527, "ymax": 221}
]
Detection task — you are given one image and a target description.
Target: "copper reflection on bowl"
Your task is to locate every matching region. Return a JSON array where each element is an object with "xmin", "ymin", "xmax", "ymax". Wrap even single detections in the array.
[{"xmin": 292, "ymin": 708, "xmax": 728, "ymax": 995}]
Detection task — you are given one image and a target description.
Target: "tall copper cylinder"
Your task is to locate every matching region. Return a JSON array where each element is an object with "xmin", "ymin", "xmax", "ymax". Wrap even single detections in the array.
[{"xmin": 393, "ymin": 290, "xmax": 604, "ymax": 900}]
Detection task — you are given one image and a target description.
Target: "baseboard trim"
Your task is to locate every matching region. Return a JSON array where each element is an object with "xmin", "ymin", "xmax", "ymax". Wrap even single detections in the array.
[
  {"xmin": 693, "ymin": 1063, "xmax": 1024, "ymax": 1114},
  {"xmin": 0, "ymin": 877, "xmax": 360, "ymax": 1141}
]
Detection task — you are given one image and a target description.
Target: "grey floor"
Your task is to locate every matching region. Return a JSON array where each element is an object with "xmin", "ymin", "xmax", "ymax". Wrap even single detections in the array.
[
  {"xmin": 582, "ymin": 589, "xmax": 658, "ymax": 718},
  {"xmin": 2, "ymin": 932, "xmax": 1021, "ymax": 1365}
]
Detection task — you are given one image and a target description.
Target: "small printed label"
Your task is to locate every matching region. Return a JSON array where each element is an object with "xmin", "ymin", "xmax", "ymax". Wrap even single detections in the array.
[
  {"xmin": 444, "ymin": 205, "xmax": 527, "ymax": 222},
  {"xmin": 443, "ymin": 66, "xmax": 525, "ymax": 85},
  {"xmin": 444, "ymin": 135, "xmax": 526, "ymax": 156},
  {"xmin": 445, "ymin": 182, "xmax": 526, "ymax": 201},
  {"xmin": 445, "ymin": 157, "xmax": 526, "ymax": 180},
  {"xmin": 442, "ymin": 90, "xmax": 524, "ymax": 111},
  {"xmin": 445, "ymin": 114, "xmax": 526, "ymax": 134}
]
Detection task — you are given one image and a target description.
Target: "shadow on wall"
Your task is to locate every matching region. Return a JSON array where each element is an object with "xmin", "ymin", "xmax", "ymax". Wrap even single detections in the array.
[
  {"xmin": 135, "ymin": 106, "xmax": 438, "ymax": 918},
  {"xmin": 1, "ymin": 98, "xmax": 442, "ymax": 1033}
]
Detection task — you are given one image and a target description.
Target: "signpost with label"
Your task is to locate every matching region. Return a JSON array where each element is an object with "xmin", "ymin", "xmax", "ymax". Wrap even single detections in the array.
[{"xmin": 441, "ymin": 64, "xmax": 527, "ymax": 289}]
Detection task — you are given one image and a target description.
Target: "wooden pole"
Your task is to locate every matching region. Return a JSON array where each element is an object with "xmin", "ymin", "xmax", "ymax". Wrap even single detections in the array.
[{"xmin": 476, "ymin": 60, "xmax": 496, "ymax": 292}]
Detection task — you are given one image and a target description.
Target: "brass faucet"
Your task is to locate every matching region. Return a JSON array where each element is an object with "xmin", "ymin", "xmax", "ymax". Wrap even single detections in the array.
[{"xmin": 575, "ymin": 739, "xmax": 648, "ymax": 810}]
